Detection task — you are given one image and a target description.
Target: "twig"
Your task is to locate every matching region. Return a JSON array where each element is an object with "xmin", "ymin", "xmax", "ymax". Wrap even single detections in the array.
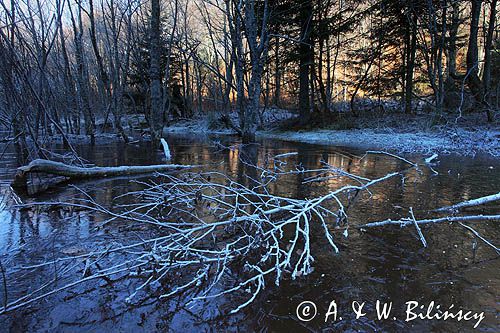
[
  {"xmin": 458, "ymin": 222, "xmax": 500, "ymax": 254},
  {"xmin": 410, "ymin": 207, "xmax": 427, "ymax": 248},
  {"xmin": 365, "ymin": 150, "xmax": 419, "ymax": 168},
  {"xmin": 424, "ymin": 153, "xmax": 438, "ymax": 164}
]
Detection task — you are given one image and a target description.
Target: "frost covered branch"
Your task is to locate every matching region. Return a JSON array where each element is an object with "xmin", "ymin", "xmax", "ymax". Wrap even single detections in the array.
[
  {"xmin": 361, "ymin": 193, "xmax": 500, "ymax": 254},
  {"xmin": 434, "ymin": 192, "xmax": 500, "ymax": 212}
]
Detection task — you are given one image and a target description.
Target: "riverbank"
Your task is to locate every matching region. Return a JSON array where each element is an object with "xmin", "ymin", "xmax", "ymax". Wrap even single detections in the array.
[
  {"xmin": 19, "ymin": 111, "xmax": 498, "ymax": 158},
  {"xmin": 259, "ymin": 127, "xmax": 500, "ymax": 157},
  {"xmin": 162, "ymin": 111, "xmax": 500, "ymax": 158},
  {"xmin": 261, "ymin": 112, "xmax": 500, "ymax": 157}
]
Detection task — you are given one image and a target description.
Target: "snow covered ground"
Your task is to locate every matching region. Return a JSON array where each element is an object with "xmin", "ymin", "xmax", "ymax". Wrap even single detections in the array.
[
  {"xmin": 258, "ymin": 127, "xmax": 500, "ymax": 157},
  {"xmin": 43, "ymin": 110, "xmax": 499, "ymax": 158},
  {"xmin": 162, "ymin": 111, "xmax": 500, "ymax": 157},
  {"xmin": 163, "ymin": 118, "xmax": 236, "ymax": 135}
]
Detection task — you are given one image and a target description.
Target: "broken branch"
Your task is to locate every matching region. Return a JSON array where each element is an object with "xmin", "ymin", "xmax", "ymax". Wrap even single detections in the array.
[
  {"xmin": 360, "ymin": 214, "xmax": 500, "ymax": 228},
  {"xmin": 434, "ymin": 192, "xmax": 500, "ymax": 212}
]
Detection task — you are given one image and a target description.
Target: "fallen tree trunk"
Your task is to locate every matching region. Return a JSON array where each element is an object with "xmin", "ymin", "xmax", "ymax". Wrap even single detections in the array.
[{"xmin": 11, "ymin": 159, "xmax": 195, "ymax": 192}]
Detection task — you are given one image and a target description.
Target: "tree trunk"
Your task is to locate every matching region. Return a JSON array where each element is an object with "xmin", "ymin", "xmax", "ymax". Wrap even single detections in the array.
[
  {"xmin": 149, "ymin": 0, "xmax": 163, "ymax": 146},
  {"xmin": 273, "ymin": 38, "xmax": 281, "ymax": 107},
  {"xmin": 68, "ymin": 3, "xmax": 95, "ymax": 145},
  {"xmin": 466, "ymin": 0, "xmax": 492, "ymax": 121},
  {"xmin": 482, "ymin": 0, "xmax": 497, "ymax": 109},
  {"xmin": 404, "ymin": 10, "xmax": 417, "ymax": 114},
  {"xmin": 241, "ymin": 0, "xmax": 269, "ymax": 143},
  {"xmin": 299, "ymin": 1, "xmax": 313, "ymax": 123},
  {"xmin": 447, "ymin": 0, "xmax": 460, "ymax": 78}
]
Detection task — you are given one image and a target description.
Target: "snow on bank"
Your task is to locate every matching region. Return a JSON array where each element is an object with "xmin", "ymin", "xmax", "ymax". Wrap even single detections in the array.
[
  {"xmin": 258, "ymin": 128, "xmax": 500, "ymax": 157},
  {"xmin": 159, "ymin": 112, "xmax": 500, "ymax": 157},
  {"xmin": 163, "ymin": 108, "xmax": 292, "ymax": 135},
  {"xmin": 42, "ymin": 133, "xmax": 135, "ymax": 145},
  {"xmin": 44, "ymin": 119, "xmax": 499, "ymax": 158},
  {"xmin": 75, "ymin": 110, "xmax": 496, "ymax": 158},
  {"xmin": 163, "ymin": 120, "xmax": 236, "ymax": 135}
]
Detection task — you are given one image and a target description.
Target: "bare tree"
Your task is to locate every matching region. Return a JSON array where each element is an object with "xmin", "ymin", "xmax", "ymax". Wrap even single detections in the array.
[{"xmin": 149, "ymin": 0, "xmax": 162, "ymax": 146}]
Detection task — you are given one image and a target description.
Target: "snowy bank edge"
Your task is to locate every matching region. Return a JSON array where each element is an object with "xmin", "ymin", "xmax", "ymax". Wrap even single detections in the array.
[{"xmin": 257, "ymin": 129, "xmax": 500, "ymax": 158}]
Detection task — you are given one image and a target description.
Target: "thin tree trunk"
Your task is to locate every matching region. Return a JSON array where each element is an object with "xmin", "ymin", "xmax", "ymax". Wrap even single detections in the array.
[
  {"xmin": 273, "ymin": 38, "xmax": 281, "ymax": 107},
  {"xmin": 404, "ymin": 9, "xmax": 417, "ymax": 115},
  {"xmin": 299, "ymin": 1, "xmax": 313, "ymax": 123},
  {"xmin": 149, "ymin": 0, "xmax": 162, "ymax": 146},
  {"xmin": 466, "ymin": 0, "xmax": 492, "ymax": 121},
  {"xmin": 69, "ymin": 3, "xmax": 95, "ymax": 145},
  {"xmin": 482, "ymin": 0, "xmax": 497, "ymax": 108}
]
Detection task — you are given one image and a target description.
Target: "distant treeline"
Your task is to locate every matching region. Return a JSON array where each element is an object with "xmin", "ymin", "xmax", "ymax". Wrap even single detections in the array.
[{"xmin": 0, "ymin": 0, "xmax": 498, "ymax": 147}]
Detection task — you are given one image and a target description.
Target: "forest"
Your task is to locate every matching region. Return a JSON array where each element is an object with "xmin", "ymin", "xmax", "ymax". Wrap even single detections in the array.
[
  {"xmin": 0, "ymin": 0, "xmax": 499, "ymax": 147},
  {"xmin": 0, "ymin": 0, "xmax": 499, "ymax": 331}
]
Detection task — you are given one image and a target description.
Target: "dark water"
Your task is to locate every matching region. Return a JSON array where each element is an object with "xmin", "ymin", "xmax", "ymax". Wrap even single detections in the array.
[{"xmin": 0, "ymin": 134, "xmax": 498, "ymax": 332}]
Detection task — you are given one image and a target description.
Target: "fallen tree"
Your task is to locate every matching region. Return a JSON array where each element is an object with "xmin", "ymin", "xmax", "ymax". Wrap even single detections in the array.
[
  {"xmin": 3, "ymin": 151, "xmax": 497, "ymax": 317},
  {"xmin": 11, "ymin": 159, "xmax": 195, "ymax": 192},
  {"xmin": 1, "ymin": 151, "xmax": 413, "ymax": 315}
]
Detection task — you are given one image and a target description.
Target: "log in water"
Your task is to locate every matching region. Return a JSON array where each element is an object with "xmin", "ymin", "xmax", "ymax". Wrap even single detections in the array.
[{"xmin": 11, "ymin": 158, "xmax": 195, "ymax": 192}]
